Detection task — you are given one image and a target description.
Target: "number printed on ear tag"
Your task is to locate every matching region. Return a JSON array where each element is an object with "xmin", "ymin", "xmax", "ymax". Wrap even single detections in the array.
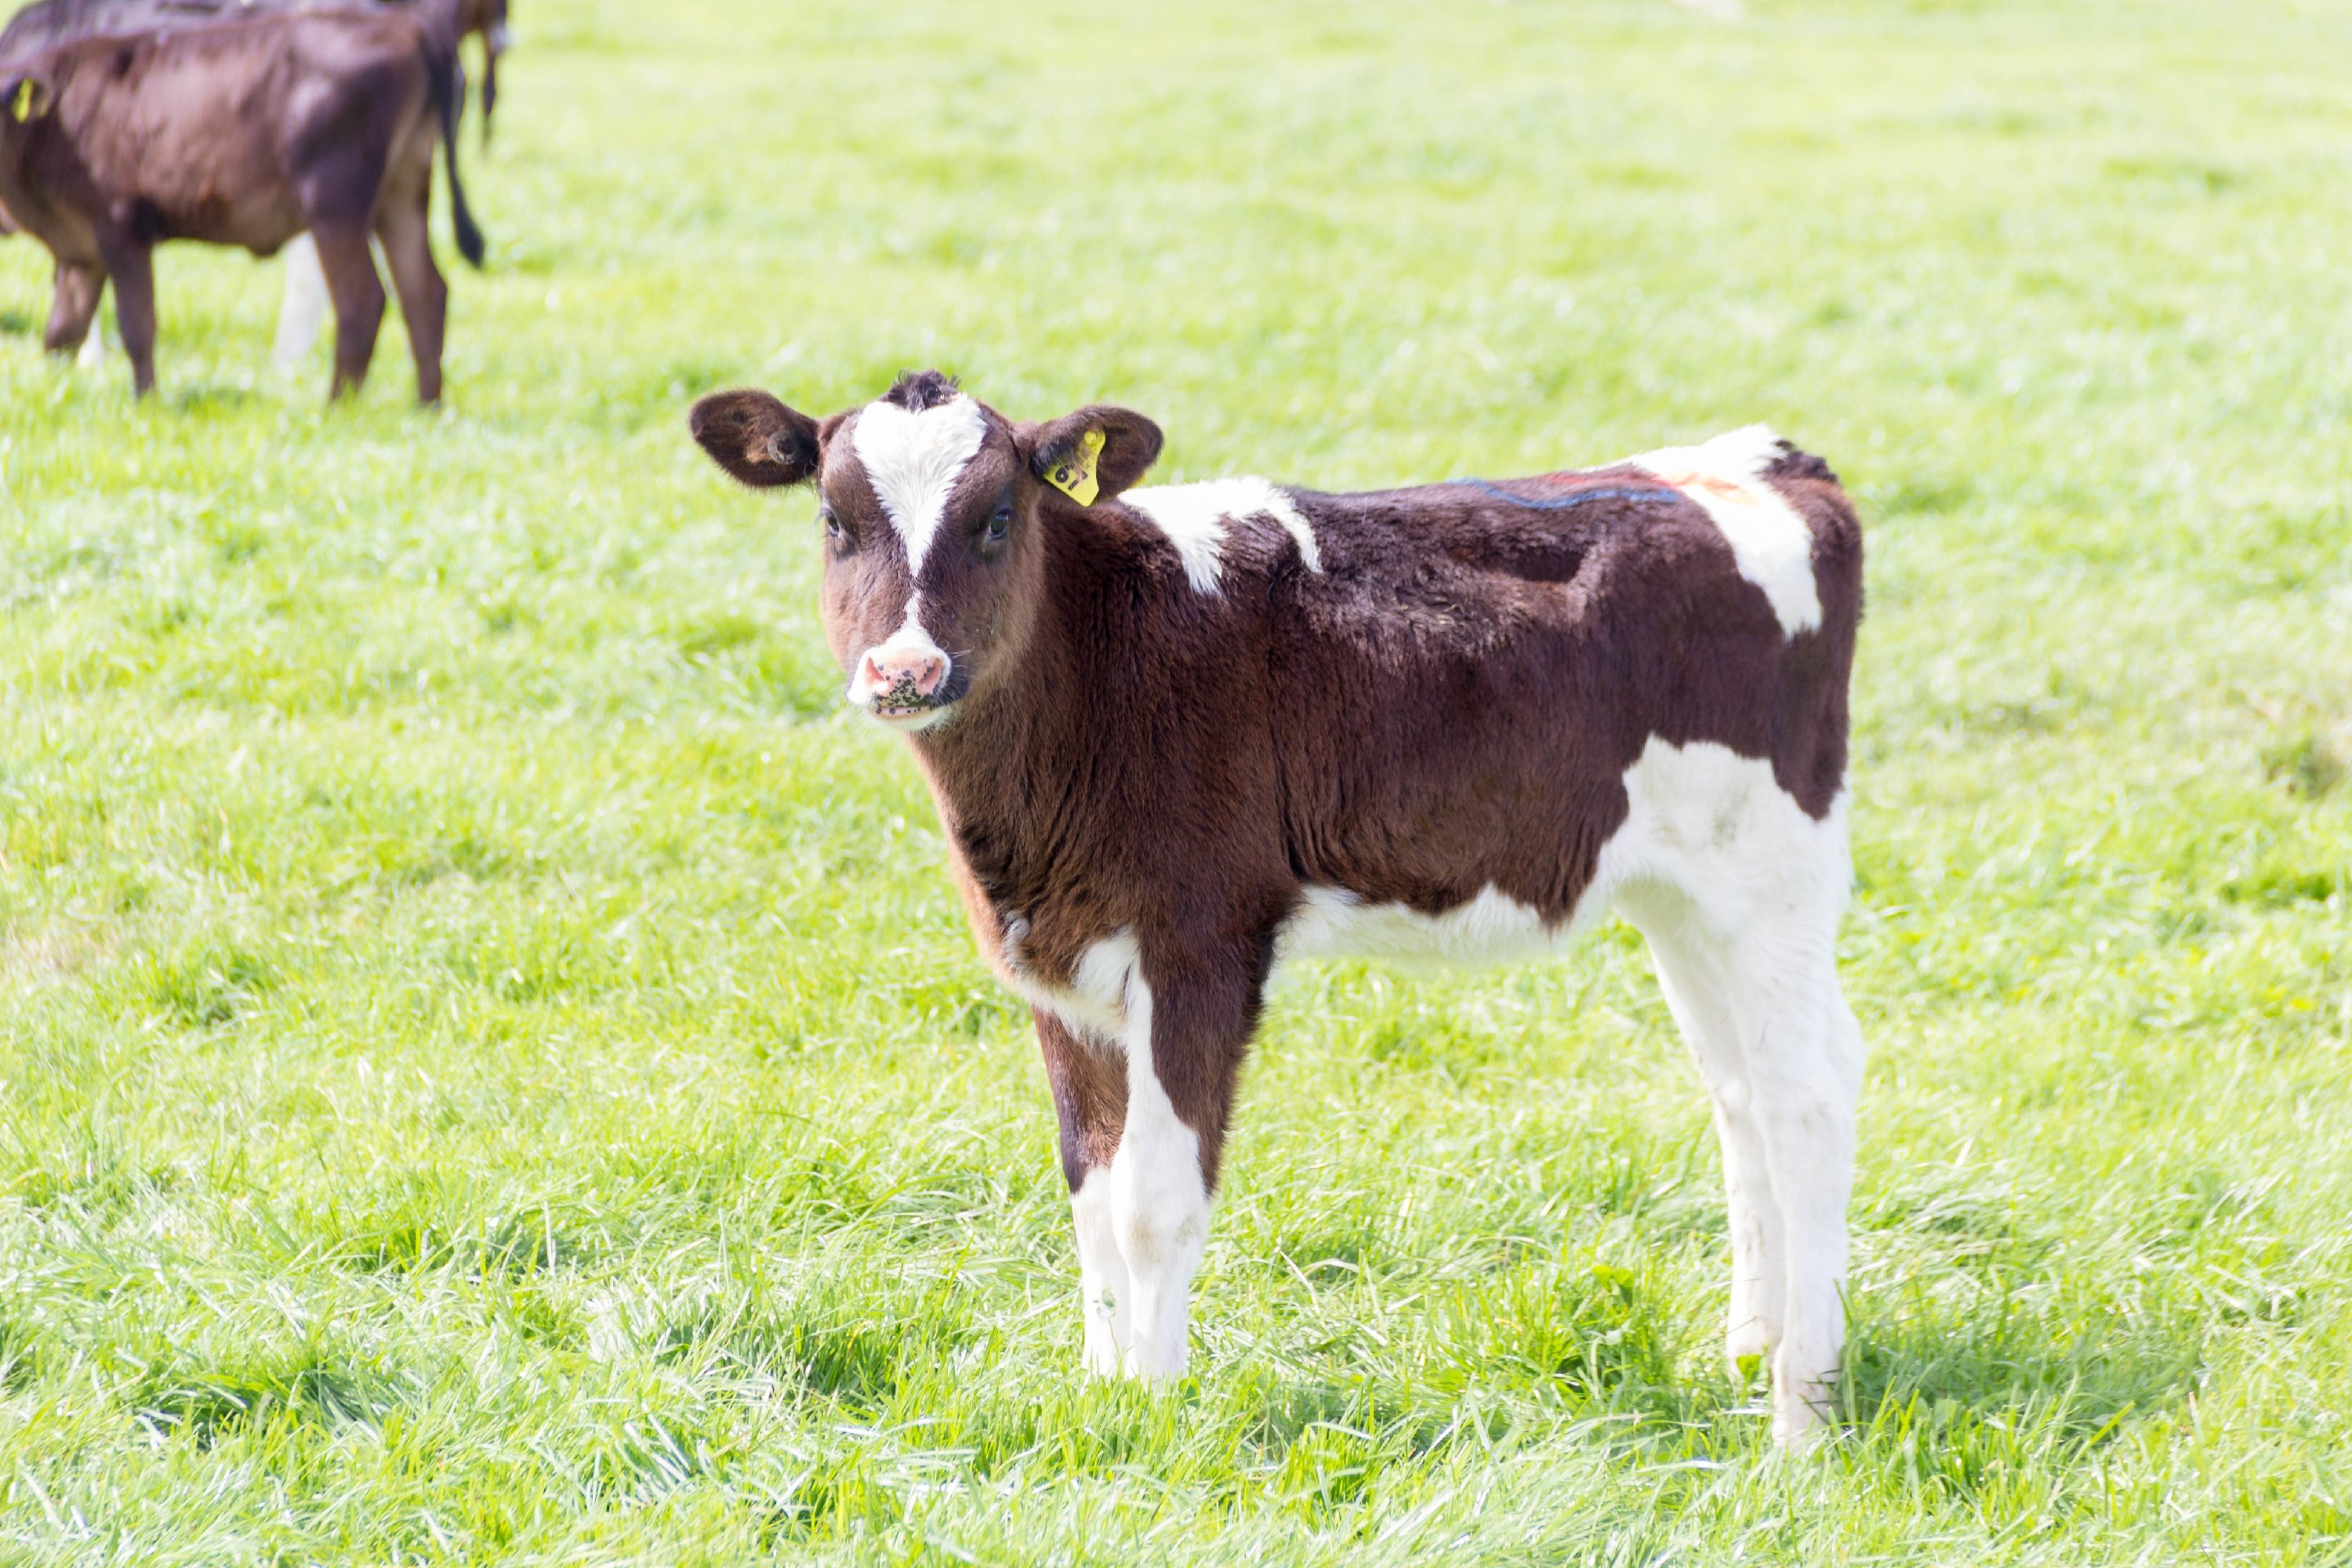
[{"xmin": 1046, "ymin": 428, "xmax": 1105, "ymax": 506}]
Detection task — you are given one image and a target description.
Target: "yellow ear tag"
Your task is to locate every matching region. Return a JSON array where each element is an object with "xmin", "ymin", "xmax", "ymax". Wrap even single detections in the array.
[
  {"xmin": 10, "ymin": 81, "xmax": 34, "ymax": 122},
  {"xmin": 1046, "ymin": 427, "xmax": 1105, "ymax": 506}
]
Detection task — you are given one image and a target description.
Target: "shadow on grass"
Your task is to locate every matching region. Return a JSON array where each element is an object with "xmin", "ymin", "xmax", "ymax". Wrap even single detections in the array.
[{"xmin": 1831, "ymin": 1280, "xmax": 2203, "ymax": 1507}]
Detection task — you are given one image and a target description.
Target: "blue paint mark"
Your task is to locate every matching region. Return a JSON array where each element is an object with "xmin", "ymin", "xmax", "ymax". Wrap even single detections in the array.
[{"xmin": 1444, "ymin": 479, "xmax": 1686, "ymax": 511}]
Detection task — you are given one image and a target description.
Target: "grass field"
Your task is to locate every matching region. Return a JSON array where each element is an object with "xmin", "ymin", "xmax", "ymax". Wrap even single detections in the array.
[{"xmin": 4, "ymin": 0, "xmax": 2350, "ymax": 1561}]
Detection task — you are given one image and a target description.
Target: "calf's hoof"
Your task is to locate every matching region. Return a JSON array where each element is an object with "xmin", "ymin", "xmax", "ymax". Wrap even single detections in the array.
[{"xmin": 1769, "ymin": 1379, "xmax": 1838, "ymax": 1453}]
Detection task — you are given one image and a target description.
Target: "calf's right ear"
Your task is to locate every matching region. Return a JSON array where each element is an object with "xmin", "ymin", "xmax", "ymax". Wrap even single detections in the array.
[
  {"xmin": 691, "ymin": 389, "xmax": 822, "ymax": 489},
  {"xmin": 7, "ymin": 73, "xmax": 54, "ymax": 123}
]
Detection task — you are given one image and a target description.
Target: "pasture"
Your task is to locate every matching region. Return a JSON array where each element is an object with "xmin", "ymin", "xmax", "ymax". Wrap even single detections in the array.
[{"xmin": 2, "ymin": 0, "xmax": 2349, "ymax": 1560}]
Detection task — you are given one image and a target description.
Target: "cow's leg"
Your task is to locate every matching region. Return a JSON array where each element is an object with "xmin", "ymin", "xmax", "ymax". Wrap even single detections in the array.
[
  {"xmin": 271, "ymin": 234, "xmax": 331, "ymax": 370},
  {"xmin": 310, "ymin": 222, "xmax": 386, "ymax": 401},
  {"xmin": 1623, "ymin": 891, "xmax": 1786, "ymax": 1377},
  {"xmin": 94, "ymin": 239, "xmax": 158, "ymax": 397},
  {"xmin": 480, "ymin": 36, "xmax": 501, "ymax": 139},
  {"xmin": 1721, "ymin": 905, "xmax": 1864, "ymax": 1450},
  {"xmin": 373, "ymin": 178, "xmax": 447, "ymax": 405},
  {"xmin": 45, "ymin": 261, "xmax": 103, "ymax": 357},
  {"xmin": 1106, "ymin": 952, "xmax": 1253, "ymax": 1382},
  {"xmin": 1036, "ymin": 1011, "xmax": 1131, "ymax": 1374}
]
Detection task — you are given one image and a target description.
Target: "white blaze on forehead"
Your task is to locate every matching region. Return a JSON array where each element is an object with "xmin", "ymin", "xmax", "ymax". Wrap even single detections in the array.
[
  {"xmin": 849, "ymin": 394, "xmax": 991, "ymax": 579},
  {"xmin": 1123, "ymin": 477, "xmax": 1322, "ymax": 595},
  {"xmin": 1621, "ymin": 424, "xmax": 1823, "ymax": 637}
]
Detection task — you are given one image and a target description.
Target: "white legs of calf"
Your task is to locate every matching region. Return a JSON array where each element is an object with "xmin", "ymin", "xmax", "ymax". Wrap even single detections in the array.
[
  {"xmin": 1069, "ymin": 1170, "xmax": 1133, "ymax": 1375},
  {"xmin": 1625, "ymin": 881, "xmax": 1864, "ymax": 1450},
  {"xmin": 1643, "ymin": 923, "xmax": 1788, "ymax": 1369},
  {"xmin": 1068, "ymin": 967, "xmax": 1212, "ymax": 1384}
]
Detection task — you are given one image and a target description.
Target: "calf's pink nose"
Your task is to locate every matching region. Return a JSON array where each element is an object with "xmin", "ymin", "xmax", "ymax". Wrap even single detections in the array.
[{"xmin": 862, "ymin": 648, "xmax": 948, "ymax": 699}]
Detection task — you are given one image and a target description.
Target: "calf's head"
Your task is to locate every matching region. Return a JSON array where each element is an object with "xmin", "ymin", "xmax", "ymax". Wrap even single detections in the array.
[{"xmin": 691, "ymin": 371, "xmax": 1161, "ymax": 732}]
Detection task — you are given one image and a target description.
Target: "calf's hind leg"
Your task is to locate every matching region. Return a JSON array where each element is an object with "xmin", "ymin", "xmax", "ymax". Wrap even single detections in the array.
[
  {"xmin": 374, "ymin": 170, "xmax": 447, "ymax": 404},
  {"xmin": 93, "ymin": 238, "xmax": 158, "ymax": 396},
  {"xmin": 1622, "ymin": 891, "xmax": 1787, "ymax": 1377},
  {"xmin": 1622, "ymin": 785, "xmax": 1864, "ymax": 1450}
]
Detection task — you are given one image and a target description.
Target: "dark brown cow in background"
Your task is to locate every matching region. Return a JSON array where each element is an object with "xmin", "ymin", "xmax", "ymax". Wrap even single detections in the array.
[
  {"xmin": 691, "ymin": 371, "xmax": 1869, "ymax": 1450},
  {"xmin": 0, "ymin": 6, "xmax": 485, "ymax": 400},
  {"xmin": 0, "ymin": 0, "xmax": 510, "ymax": 135},
  {"xmin": 0, "ymin": 0, "xmax": 506, "ymax": 376}
]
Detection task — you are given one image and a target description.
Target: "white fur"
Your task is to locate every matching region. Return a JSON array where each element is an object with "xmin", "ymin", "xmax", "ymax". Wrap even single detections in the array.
[
  {"xmin": 272, "ymin": 234, "xmax": 329, "ymax": 370},
  {"xmin": 1069, "ymin": 1169, "xmax": 1131, "ymax": 1374},
  {"xmin": 850, "ymin": 394, "xmax": 989, "ymax": 579},
  {"xmin": 488, "ymin": 20, "xmax": 515, "ymax": 51},
  {"xmin": 1623, "ymin": 426, "xmax": 1823, "ymax": 637},
  {"xmin": 999, "ymin": 927, "xmax": 1137, "ymax": 1046},
  {"xmin": 1276, "ymin": 883, "xmax": 1598, "ymax": 976},
  {"xmin": 1105, "ymin": 963, "xmax": 1210, "ymax": 1379},
  {"xmin": 1272, "ymin": 736, "xmax": 1860, "ymax": 1446},
  {"xmin": 1123, "ymin": 477, "xmax": 1323, "ymax": 594},
  {"xmin": 75, "ymin": 325, "xmax": 107, "ymax": 372}
]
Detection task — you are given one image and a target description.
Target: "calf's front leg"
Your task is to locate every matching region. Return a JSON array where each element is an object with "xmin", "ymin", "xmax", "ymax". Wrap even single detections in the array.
[
  {"xmin": 1039, "ymin": 946, "xmax": 1253, "ymax": 1384},
  {"xmin": 1036, "ymin": 1011, "xmax": 1132, "ymax": 1374},
  {"xmin": 1105, "ymin": 952, "xmax": 1251, "ymax": 1381},
  {"xmin": 44, "ymin": 261, "xmax": 103, "ymax": 357}
]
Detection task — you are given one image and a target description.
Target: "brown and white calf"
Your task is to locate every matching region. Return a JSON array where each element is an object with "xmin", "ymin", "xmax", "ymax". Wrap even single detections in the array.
[{"xmin": 691, "ymin": 372, "xmax": 1867, "ymax": 1448}]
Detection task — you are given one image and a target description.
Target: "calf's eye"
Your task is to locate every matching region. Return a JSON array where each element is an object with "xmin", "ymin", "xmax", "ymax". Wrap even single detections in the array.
[{"xmin": 985, "ymin": 506, "xmax": 1012, "ymax": 545}]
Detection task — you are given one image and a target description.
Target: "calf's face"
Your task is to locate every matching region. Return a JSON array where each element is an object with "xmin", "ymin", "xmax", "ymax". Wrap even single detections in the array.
[{"xmin": 691, "ymin": 372, "xmax": 1161, "ymax": 733}]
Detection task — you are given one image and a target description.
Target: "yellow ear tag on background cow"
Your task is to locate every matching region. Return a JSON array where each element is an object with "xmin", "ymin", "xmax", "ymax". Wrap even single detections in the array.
[
  {"xmin": 1046, "ymin": 427, "xmax": 1105, "ymax": 506},
  {"xmin": 11, "ymin": 81, "xmax": 34, "ymax": 122}
]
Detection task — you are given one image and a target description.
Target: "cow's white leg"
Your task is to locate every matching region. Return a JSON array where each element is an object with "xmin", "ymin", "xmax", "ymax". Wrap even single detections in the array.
[
  {"xmin": 272, "ymin": 233, "xmax": 330, "ymax": 370},
  {"xmin": 1108, "ymin": 970, "xmax": 1210, "ymax": 1381},
  {"xmin": 1724, "ymin": 921, "xmax": 1864, "ymax": 1450},
  {"xmin": 1069, "ymin": 1168, "xmax": 1133, "ymax": 1374},
  {"xmin": 75, "ymin": 324, "xmax": 107, "ymax": 371},
  {"xmin": 1624, "ymin": 891, "xmax": 1785, "ymax": 1374}
]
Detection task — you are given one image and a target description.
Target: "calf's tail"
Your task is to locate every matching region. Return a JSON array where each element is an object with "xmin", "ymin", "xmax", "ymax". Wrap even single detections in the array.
[{"xmin": 429, "ymin": 49, "xmax": 487, "ymax": 267}]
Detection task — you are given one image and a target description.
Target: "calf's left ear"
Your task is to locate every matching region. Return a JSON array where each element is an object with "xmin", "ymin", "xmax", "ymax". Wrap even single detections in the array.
[
  {"xmin": 1026, "ymin": 405, "xmax": 1163, "ymax": 507},
  {"xmin": 691, "ymin": 389, "xmax": 822, "ymax": 489}
]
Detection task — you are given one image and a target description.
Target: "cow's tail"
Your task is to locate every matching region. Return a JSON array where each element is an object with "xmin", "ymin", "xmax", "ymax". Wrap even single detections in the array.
[{"xmin": 430, "ymin": 45, "xmax": 487, "ymax": 268}]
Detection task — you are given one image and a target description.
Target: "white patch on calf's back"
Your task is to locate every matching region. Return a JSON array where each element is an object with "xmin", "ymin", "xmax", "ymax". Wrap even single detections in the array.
[
  {"xmin": 1621, "ymin": 425, "xmax": 1823, "ymax": 637},
  {"xmin": 1123, "ymin": 477, "xmax": 1322, "ymax": 594},
  {"xmin": 851, "ymin": 394, "xmax": 989, "ymax": 576}
]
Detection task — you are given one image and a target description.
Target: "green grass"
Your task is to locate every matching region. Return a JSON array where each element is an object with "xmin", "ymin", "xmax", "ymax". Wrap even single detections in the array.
[{"xmin": 3, "ymin": 0, "xmax": 2350, "ymax": 1560}]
